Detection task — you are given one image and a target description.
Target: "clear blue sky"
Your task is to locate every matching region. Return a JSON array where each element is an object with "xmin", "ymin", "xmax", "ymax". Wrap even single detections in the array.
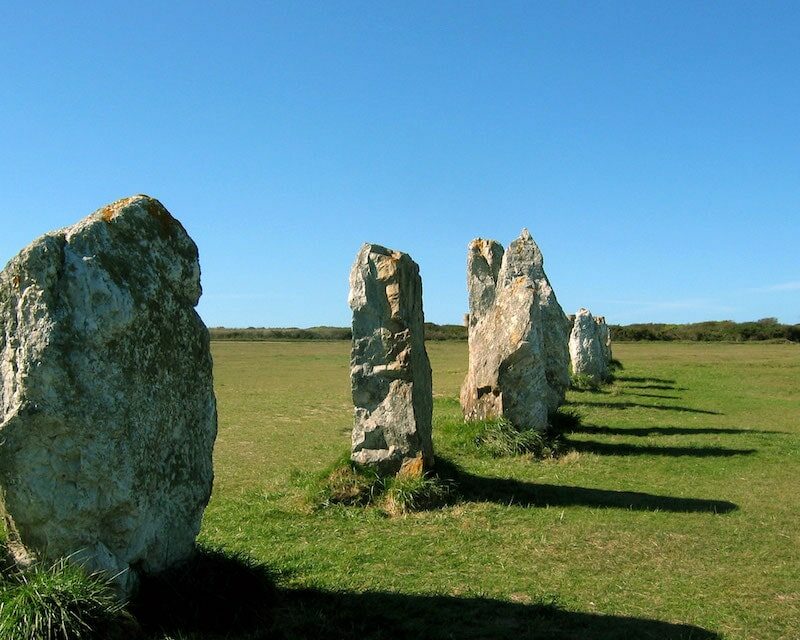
[{"xmin": 2, "ymin": 1, "xmax": 798, "ymax": 327}]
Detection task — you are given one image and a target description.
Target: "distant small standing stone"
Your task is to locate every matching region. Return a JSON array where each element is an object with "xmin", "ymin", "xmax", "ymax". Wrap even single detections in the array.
[
  {"xmin": 348, "ymin": 244, "xmax": 433, "ymax": 475},
  {"xmin": 569, "ymin": 308, "xmax": 610, "ymax": 382},
  {"xmin": 0, "ymin": 195, "xmax": 217, "ymax": 597}
]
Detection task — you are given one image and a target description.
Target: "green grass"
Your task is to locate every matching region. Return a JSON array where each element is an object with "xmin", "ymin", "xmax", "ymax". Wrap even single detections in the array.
[
  {"xmin": 0, "ymin": 559, "xmax": 132, "ymax": 640},
  {"xmin": 195, "ymin": 340, "xmax": 800, "ymax": 640},
  {"xmin": 5, "ymin": 340, "xmax": 800, "ymax": 638}
]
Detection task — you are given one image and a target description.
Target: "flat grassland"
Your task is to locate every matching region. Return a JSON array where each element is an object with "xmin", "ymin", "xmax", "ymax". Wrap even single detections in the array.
[{"xmin": 203, "ymin": 341, "xmax": 800, "ymax": 640}]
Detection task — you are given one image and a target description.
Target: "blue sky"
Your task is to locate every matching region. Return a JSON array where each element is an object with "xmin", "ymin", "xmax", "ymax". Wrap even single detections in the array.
[{"xmin": 2, "ymin": 1, "xmax": 798, "ymax": 327}]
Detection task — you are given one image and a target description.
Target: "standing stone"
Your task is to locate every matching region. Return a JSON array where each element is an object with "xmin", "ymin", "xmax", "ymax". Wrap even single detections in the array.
[
  {"xmin": 349, "ymin": 244, "xmax": 433, "ymax": 476},
  {"xmin": 569, "ymin": 308, "xmax": 610, "ymax": 382},
  {"xmin": 594, "ymin": 315, "xmax": 612, "ymax": 365},
  {"xmin": 460, "ymin": 229, "xmax": 568, "ymax": 431},
  {"xmin": 0, "ymin": 195, "xmax": 217, "ymax": 596}
]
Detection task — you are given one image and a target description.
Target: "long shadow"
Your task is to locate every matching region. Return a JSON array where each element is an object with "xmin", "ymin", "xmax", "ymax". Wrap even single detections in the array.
[
  {"xmin": 567, "ymin": 400, "xmax": 721, "ymax": 415},
  {"xmin": 572, "ymin": 425, "xmax": 782, "ymax": 437},
  {"xmin": 134, "ymin": 547, "xmax": 722, "ymax": 640},
  {"xmin": 623, "ymin": 391, "xmax": 682, "ymax": 400},
  {"xmin": 565, "ymin": 439, "xmax": 756, "ymax": 458},
  {"xmin": 436, "ymin": 459, "xmax": 736, "ymax": 514},
  {"xmin": 615, "ymin": 375, "xmax": 676, "ymax": 384},
  {"xmin": 624, "ymin": 383, "xmax": 687, "ymax": 391},
  {"xmin": 275, "ymin": 588, "xmax": 722, "ymax": 640}
]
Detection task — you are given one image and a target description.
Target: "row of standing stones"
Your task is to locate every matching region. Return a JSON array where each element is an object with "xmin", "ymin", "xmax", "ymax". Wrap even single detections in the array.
[
  {"xmin": 0, "ymin": 194, "xmax": 613, "ymax": 601},
  {"xmin": 349, "ymin": 230, "xmax": 613, "ymax": 476}
]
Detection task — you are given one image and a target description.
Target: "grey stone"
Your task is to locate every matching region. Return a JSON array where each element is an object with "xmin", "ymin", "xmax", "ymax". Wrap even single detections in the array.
[
  {"xmin": 569, "ymin": 308, "xmax": 610, "ymax": 382},
  {"xmin": 460, "ymin": 229, "xmax": 568, "ymax": 430},
  {"xmin": 594, "ymin": 315, "xmax": 612, "ymax": 365},
  {"xmin": 0, "ymin": 195, "xmax": 217, "ymax": 597},
  {"xmin": 348, "ymin": 244, "xmax": 433, "ymax": 475}
]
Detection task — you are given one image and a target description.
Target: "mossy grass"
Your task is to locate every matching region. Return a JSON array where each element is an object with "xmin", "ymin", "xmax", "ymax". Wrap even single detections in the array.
[{"xmin": 0, "ymin": 557, "xmax": 133, "ymax": 640}]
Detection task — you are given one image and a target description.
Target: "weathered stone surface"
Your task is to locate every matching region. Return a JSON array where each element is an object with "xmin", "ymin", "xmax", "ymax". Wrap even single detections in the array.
[
  {"xmin": 348, "ymin": 244, "xmax": 433, "ymax": 475},
  {"xmin": 594, "ymin": 315, "xmax": 612, "ymax": 365},
  {"xmin": 460, "ymin": 229, "xmax": 568, "ymax": 430},
  {"xmin": 0, "ymin": 195, "xmax": 217, "ymax": 596},
  {"xmin": 569, "ymin": 308, "xmax": 609, "ymax": 382}
]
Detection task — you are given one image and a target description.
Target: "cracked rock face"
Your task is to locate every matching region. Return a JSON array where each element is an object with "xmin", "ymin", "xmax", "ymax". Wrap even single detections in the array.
[
  {"xmin": 348, "ymin": 244, "xmax": 433, "ymax": 475},
  {"xmin": 0, "ymin": 195, "xmax": 217, "ymax": 596},
  {"xmin": 569, "ymin": 308, "xmax": 610, "ymax": 382},
  {"xmin": 460, "ymin": 229, "xmax": 568, "ymax": 430}
]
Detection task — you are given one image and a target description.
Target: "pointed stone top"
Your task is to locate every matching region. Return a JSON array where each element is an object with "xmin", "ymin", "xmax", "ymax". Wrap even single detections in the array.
[{"xmin": 520, "ymin": 227, "xmax": 532, "ymax": 241}]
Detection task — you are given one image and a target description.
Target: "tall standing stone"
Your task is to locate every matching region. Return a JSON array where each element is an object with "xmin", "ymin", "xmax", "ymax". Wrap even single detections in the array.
[
  {"xmin": 349, "ymin": 244, "xmax": 433, "ymax": 476},
  {"xmin": 594, "ymin": 315, "xmax": 612, "ymax": 365},
  {"xmin": 460, "ymin": 229, "xmax": 568, "ymax": 431},
  {"xmin": 569, "ymin": 308, "xmax": 610, "ymax": 382},
  {"xmin": 0, "ymin": 195, "xmax": 217, "ymax": 596}
]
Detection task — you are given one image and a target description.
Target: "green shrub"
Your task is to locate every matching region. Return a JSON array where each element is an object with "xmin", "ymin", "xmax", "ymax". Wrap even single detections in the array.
[{"xmin": 0, "ymin": 558, "xmax": 132, "ymax": 640}]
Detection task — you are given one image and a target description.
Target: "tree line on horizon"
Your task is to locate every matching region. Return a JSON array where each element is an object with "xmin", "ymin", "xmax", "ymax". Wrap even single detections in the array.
[{"xmin": 209, "ymin": 318, "xmax": 800, "ymax": 343}]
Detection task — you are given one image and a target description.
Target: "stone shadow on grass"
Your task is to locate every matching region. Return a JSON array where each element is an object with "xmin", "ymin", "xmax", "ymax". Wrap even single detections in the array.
[
  {"xmin": 435, "ymin": 459, "xmax": 736, "ymax": 514},
  {"xmin": 132, "ymin": 546, "xmax": 721, "ymax": 640},
  {"xmin": 273, "ymin": 589, "xmax": 722, "ymax": 640},
  {"xmin": 564, "ymin": 439, "xmax": 756, "ymax": 458},
  {"xmin": 566, "ymin": 400, "xmax": 722, "ymax": 415},
  {"xmin": 571, "ymin": 424, "xmax": 783, "ymax": 437},
  {"xmin": 624, "ymin": 383, "xmax": 688, "ymax": 391},
  {"xmin": 615, "ymin": 376, "xmax": 677, "ymax": 384},
  {"xmin": 622, "ymin": 391, "xmax": 683, "ymax": 400}
]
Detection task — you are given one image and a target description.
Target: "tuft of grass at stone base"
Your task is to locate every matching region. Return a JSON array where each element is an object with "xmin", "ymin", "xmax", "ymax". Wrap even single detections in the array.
[{"xmin": 0, "ymin": 558, "xmax": 132, "ymax": 640}]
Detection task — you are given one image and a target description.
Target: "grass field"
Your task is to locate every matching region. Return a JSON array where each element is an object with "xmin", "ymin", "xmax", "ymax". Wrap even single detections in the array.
[{"xmin": 192, "ymin": 342, "xmax": 798, "ymax": 638}]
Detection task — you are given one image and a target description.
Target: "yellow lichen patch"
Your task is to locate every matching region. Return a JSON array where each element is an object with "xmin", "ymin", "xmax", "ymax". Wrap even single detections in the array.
[
  {"xmin": 397, "ymin": 455, "xmax": 424, "ymax": 479},
  {"xmin": 99, "ymin": 206, "xmax": 117, "ymax": 222},
  {"xmin": 375, "ymin": 255, "xmax": 398, "ymax": 281}
]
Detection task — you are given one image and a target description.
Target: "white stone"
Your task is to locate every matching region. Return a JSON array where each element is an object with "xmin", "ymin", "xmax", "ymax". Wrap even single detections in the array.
[
  {"xmin": 569, "ymin": 308, "xmax": 610, "ymax": 382},
  {"xmin": 0, "ymin": 195, "xmax": 217, "ymax": 596}
]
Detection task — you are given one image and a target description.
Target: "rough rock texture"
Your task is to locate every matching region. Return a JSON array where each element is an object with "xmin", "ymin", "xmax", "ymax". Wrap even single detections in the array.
[
  {"xmin": 569, "ymin": 308, "xmax": 609, "ymax": 382},
  {"xmin": 0, "ymin": 195, "xmax": 217, "ymax": 596},
  {"xmin": 348, "ymin": 244, "xmax": 433, "ymax": 475},
  {"xmin": 460, "ymin": 229, "xmax": 568, "ymax": 430},
  {"xmin": 594, "ymin": 315, "xmax": 612, "ymax": 365}
]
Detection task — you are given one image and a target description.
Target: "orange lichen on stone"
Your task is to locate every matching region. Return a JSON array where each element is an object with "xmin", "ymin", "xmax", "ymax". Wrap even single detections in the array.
[
  {"xmin": 99, "ymin": 206, "xmax": 117, "ymax": 222},
  {"xmin": 397, "ymin": 454, "xmax": 425, "ymax": 479}
]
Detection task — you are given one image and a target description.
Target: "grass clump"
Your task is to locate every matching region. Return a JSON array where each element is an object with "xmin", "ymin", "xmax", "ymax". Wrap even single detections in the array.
[
  {"xmin": 0, "ymin": 558, "xmax": 132, "ymax": 640},
  {"xmin": 302, "ymin": 452, "xmax": 386, "ymax": 509},
  {"xmin": 303, "ymin": 451, "xmax": 455, "ymax": 515},
  {"xmin": 570, "ymin": 373, "xmax": 603, "ymax": 391},
  {"xmin": 382, "ymin": 474, "xmax": 456, "ymax": 516},
  {"xmin": 474, "ymin": 419, "xmax": 564, "ymax": 458}
]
